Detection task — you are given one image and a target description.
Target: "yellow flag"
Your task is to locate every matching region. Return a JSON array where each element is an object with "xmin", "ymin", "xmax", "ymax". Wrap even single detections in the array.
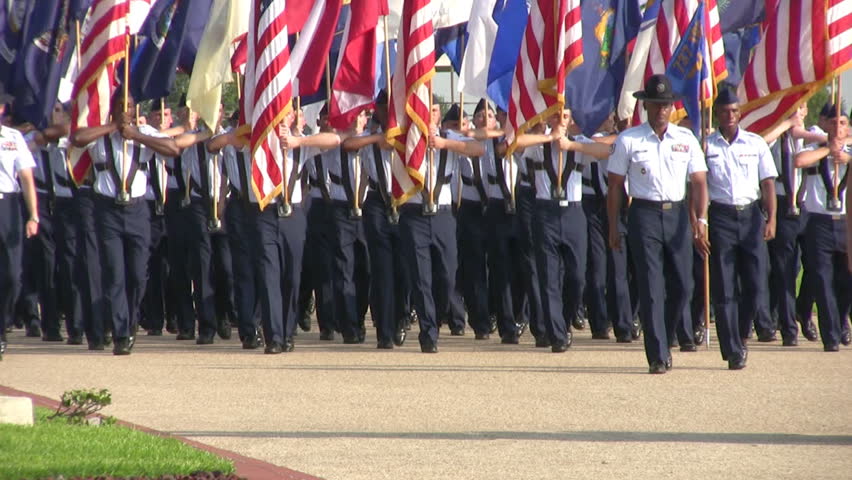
[{"xmin": 186, "ymin": 0, "xmax": 248, "ymax": 130}]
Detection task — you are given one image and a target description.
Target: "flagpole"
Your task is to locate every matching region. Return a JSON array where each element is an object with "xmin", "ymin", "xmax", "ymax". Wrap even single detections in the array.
[
  {"xmin": 134, "ymin": 35, "xmax": 140, "ymax": 122},
  {"xmin": 701, "ymin": 101, "xmax": 711, "ymax": 349},
  {"xmin": 455, "ymin": 34, "xmax": 465, "ymax": 211},
  {"xmin": 834, "ymin": 77, "xmax": 841, "ymax": 205},
  {"xmin": 383, "ymin": 15, "xmax": 398, "ymax": 220},
  {"xmin": 75, "ymin": 20, "xmax": 82, "ymax": 70},
  {"xmin": 120, "ymin": 25, "xmax": 131, "ymax": 203},
  {"xmin": 428, "ymin": 81, "xmax": 435, "ymax": 210}
]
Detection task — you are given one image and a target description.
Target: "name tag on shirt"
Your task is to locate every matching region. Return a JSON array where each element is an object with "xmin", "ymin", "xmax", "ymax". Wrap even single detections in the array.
[
  {"xmin": 1, "ymin": 141, "xmax": 18, "ymax": 151},
  {"xmin": 671, "ymin": 144, "xmax": 690, "ymax": 153}
]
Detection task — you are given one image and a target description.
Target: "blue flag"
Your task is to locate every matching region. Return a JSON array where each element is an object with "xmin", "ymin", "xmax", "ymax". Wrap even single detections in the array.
[
  {"xmin": 565, "ymin": 0, "xmax": 641, "ymax": 135},
  {"xmin": 665, "ymin": 2, "xmax": 708, "ymax": 136},
  {"xmin": 486, "ymin": 0, "xmax": 529, "ymax": 111},
  {"xmin": 0, "ymin": 1, "xmax": 32, "ymax": 102},
  {"xmin": 435, "ymin": 23, "xmax": 467, "ymax": 74},
  {"xmin": 717, "ymin": 0, "xmax": 763, "ymax": 33},
  {"xmin": 130, "ymin": 0, "xmax": 212, "ymax": 102},
  {"xmin": 11, "ymin": 0, "xmax": 78, "ymax": 128}
]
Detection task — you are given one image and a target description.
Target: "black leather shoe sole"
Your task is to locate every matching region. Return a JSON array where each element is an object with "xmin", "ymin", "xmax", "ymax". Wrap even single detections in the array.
[
  {"xmin": 420, "ymin": 343, "xmax": 438, "ymax": 353},
  {"xmin": 649, "ymin": 362, "xmax": 667, "ymax": 374},
  {"xmin": 535, "ymin": 337, "xmax": 551, "ymax": 348},
  {"xmin": 450, "ymin": 328, "xmax": 465, "ymax": 336},
  {"xmin": 377, "ymin": 340, "xmax": 394, "ymax": 349},
  {"xmin": 782, "ymin": 338, "xmax": 798, "ymax": 347},
  {"xmin": 319, "ymin": 330, "xmax": 336, "ymax": 341},
  {"xmin": 284, "ymin": 338, "xmax": 295, "ymax": 352},
  {"xmin": 67, "ymin": 336, "xmax": 84, "ymax": 345},
  {"xmin": 146, "ymin": 330, "xmax": 163, "ymax": 336},
  {"xmin": 393, "ymin": 328, "xmax": 406, "ymax": 346},
  {"xmin": 591, "ymin": 332, "xmax": 610, "ymax": 340},
  {"xmin": 680, "ymin": 344, "xmax": 698, "ymax": 352},
  {"xmin": 196, "ymin": 335, "xmax": 215, "ymax": 345},
  {"xmin": 824, "ymin": 344, "xmax": 840, "ymax": 352},
  {"xmin": 242, "ymin": 338, "xmax": 261, "ymax": 349},
  {"xmin": 43, "ymin": 333, "xmax": 64, "ymax": 342},
  {"xmin": 500, "ymin": 335, "xmax": 520, "ymax": 345},
  {"xmin": 264, "ymin": 342, "xmax": 284, "ymax": 354},
  {"xmin": 551, "ymin": 343, "xmax": 569, "ymax": 353},
  {"xmin": 474, "ymin": 332, "xmax": 490, "ymax": 340},
  {"xmin": 176, "ymin": 332, "xmax": 195, "ymax": 341},
  {"xmin": 841, "ymin": 331, "xmax": 851, "ymax": 346},
  {"xmin": 615, "ymin": 336, "xmax": 632, "ymax": 343},
  {"xmin": 112, "ymin": 338, "xmax": 131, "ymax": 356}
]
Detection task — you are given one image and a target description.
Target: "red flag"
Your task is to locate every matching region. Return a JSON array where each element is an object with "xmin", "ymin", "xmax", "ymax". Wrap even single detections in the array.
[
  {"xmin": 739, "ymin": 0, "xmax": 852, "ymax": 135},
  {"xmin": 385, "ymin": 0, "xmax": 436, "ymax": 204},
  {"xmin": 328, "ymin": 0, "xmax": 381, "ymax": 130},
  {"xmin": 68, "ymin": 0, "xmax": 132, "ymax": 185},
  {"xmin": 505, "ymin": 0, "xmax": 583, "ymax": 157},
  {"xmin": 244, "ymin": 0, "xmax": 293, "ymax": 210},
  {"xmin": 230, "ymin": 32, "xmax": 247, "ymax": 74},
  {"xmin": 290, "ymin": 0, "xmax": 343, "ymax": 97}
]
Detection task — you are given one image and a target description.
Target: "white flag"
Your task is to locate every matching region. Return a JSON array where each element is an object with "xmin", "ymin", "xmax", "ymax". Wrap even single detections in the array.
[{"xmin": 458, "ymin": 0, "xmax": 498, "ymax": 99}]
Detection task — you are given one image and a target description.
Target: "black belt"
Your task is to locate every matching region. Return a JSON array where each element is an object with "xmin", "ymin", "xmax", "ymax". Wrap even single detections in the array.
[
  {"xmin": 94, "ymin": 193, "xmax": 144, "ymax": 205},
  {"xmin": 400, "ymin": 203, "xmax": 451, "ymax": 214},
  {"xmin": 709, "ymin": 200, "xmax": 758, "ymax": 212},
  {"xmin": 631, "ymin": 198, "xmax": 684, "ymax": 210},
  {"xmin": 535, "ymin": 198, "xmax": 581, "ymax": 208},
  {"xmin": 811, "ymin": 212, "xmax": 845, "ymax": 221},
  {"xmin": 0, "ymin": 192, "xmax": 20, "ymax": 200}
]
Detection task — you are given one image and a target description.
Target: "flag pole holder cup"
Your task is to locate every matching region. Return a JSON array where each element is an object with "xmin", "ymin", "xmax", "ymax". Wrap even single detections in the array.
[
  {"xmin": 207, "ymin": 218, "xmax": 222, "ymax": 233},
  {"xmin": 505, "ymin": 199, "xmax": 516, "ymax": 215},
  {"xmin": 350, "ymin": 207, "xmax": 363, "ymax": 219},
  {"xmin": 786, "ymin": 204, "xmax": 800, "ymax": 218},
  {"xmin": 116, "ymin": 190, "xmax": 131, "ymax": 206},
  {"xmin": 422, "ymin": 202, "xmax": 438, "ymax": 216},
  {"xmin": 154, "ymin": 201, "xmax": 165, "ymax": 216},
  {"xmin": 827, "ymin": 195, "xmax": 843, "ymax": 212},
  {"xmin": 277, "ymin": 201, "xmax": 293, "ymax": 218},
  {"xmin": 553, "ymin": 188, "xmax": 569, "ymax": 207},
  {"xmin": 387, "ymin": 206, "xmax": 400, "ymax": 225}
]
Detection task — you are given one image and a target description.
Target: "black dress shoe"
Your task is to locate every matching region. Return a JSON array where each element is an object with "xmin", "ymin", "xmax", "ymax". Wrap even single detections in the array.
[
  {"xmin": 824, "ymin": 344, "xmax": 840, "ymax": 352},
  {"xmin": 216, "ymin": 318, "xmax": 232, "ymax": 340},
  {"xmin": 319, "ymin": 328, "xmax": 335, "ymax": 341},
  {"xmin": 694, "ymin": 327, "xmax": 706, "ymax": 345},
  {"xmin": 535, "ymin": 336, "xmax": 551, "ymax": 348},
  {"xmin": 728, "ymin": 353, "xmax": 747, "ymax": 370},
  {"xmin": 680, "ymin": 343, "xmax": 697, "ymax": 352},
  {"xmin": 242, "ymin": 336, "xmax": 261, "ymax": 349},
  {"xmin": 800, "ymin": 317, "xmax": 818, "ymax": 342},
  {"xmin": 615, "ymin": 335, "xmax": 632, "ymax": 343},
  {"xmin": 67, "ymin": 335, "xmax": 84, "ymax": 345},
  {"xmin": 25, "ymin": 322, "xmax": 41, "ymax": 338},
  {"xmin": 0, "ymin": 339, "xmax": 6, "ymax": 355},
  {"xmin": 420, "ymin": 341, "xmax": 438, "ymax": 353},
  {"xmin": 665, "ymin": 355, "xmax": 673, "ymax": 371},
  {"xmin": 782, "ymin": 337, "xmax": 798, "ymax": 347},
  {"xmin": 196, "ymin": 334, "xmax": 215, "ymax": 345},
  {"xmin": 104, "ymin": 332, "xmax": 112, "ymax": 346},
  {"xmin": 393, "ymin": 327, "xmax": 406, "ymax": 346},
  {"xmin": 591, "ymin": 331, "xmax": 610, "ymax": 340},
  {"xmin": 283, "ymin": 337, "xmax": 294, "ymax": 352},
  {"xmin": 517, "ymin": 322, "xmax": 528, "ymax": 336},
  {"xmin": 489, "ymin": 314, "xmax": 498, "ymax": 333},
  {"xmin": 500, "ymin": 334, "xmax": 520, "ymax": 344},
  {"xmin": 176, "ymin": 331, "xmax": 195, "ymax": 341},
  {"xmin": 377, "ymin": 339, "xmax": 394, "ymax": 349},
  {"xmin": 88, "ymin": 341, "xmax": 105, "ymax": 351},
  {"xmin": 43, "ymin": 332, "xmax": 64, "ymax": 342},
  {"xmin": 648, "ymin": 362, "xmax": 667, "ymax": 374},
  {"xmin": 551, "ymin": 332, "xmax": 573, "ymax": 352},
  {"xmin": 264, "ymin": 342, "xmax": 283, "ymax": 354},
  {"xmin": 841, "ymin": 330, "xmax": 851, "ymax": 346},
  {"xmin": 343, "ymin": 335, "xmax": 362, "ymax": 344},
  {"xmin": 669, "ymin": 337, "xmax": 678, "ymax": 348},
  {"xmin": 631, "ymin": 318, "xmax": 641, "ymax": 340},
  {"xmin": 112, "ymin": 338, "xmax": 131, "ymax": 356},
  {"xmin": 146, "ymin": 329, "xmax": 163, "ymax": 336},
  {"xmin": 474, "ymin": 332, "xmax": 490, "ymax": 340},
  {"xmin": 165, "ymin": 318, "xmax": 178, "ymax": 334},
  {"xmin": 572, "ymin": 317, "xmax": 586, "ymax": 330},
  {"xmin": 450, "ymin": 327, "xmax": 465, "ymax": 336},
  {"xmin": 298, "ymin": 314, "xmax": 312, "ymax": 332},
  {"xmin": 757, "ymin": 331, "xmax": 777, "ymax": 342}
]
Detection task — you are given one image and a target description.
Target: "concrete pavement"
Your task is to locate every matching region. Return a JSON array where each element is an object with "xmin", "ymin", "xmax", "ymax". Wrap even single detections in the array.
[{"xmin": 1, "ymin": 325, "xmax": 850, "ymax": 479}]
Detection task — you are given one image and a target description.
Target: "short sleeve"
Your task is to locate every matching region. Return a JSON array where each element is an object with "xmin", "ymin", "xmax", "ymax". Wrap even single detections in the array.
[
  {"xmin": 607, "ymin": 135, "xmax": 630, "ymax": 176},
  {"xmin": 13, "ymin": 130, "xmax": 36, "ymax": 172},
  {"xmin": 756, "ymin": 139, "xmax": 778, "ymax": 181},
  {"xmin": 686, "ymin": 135, "xmax": 707, "ymax": 175}
]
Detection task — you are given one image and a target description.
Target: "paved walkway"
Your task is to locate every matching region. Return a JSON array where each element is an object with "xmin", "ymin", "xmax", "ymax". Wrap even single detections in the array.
[{"xmin": 1, "ymin": 325, "xmax": 850, "ymax": 479}]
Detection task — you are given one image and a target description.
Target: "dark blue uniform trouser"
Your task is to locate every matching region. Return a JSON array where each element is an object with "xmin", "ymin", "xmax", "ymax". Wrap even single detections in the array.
[
  {"xmin": 299, "ymin": 199, "xmax": 335, "ymax": 332},
  {"xmin": 708, "ymin": 202, "xmax": 768, "ymax": 361},
  {"xmin": 457, "ymin": 200, "xmax": 491, "ymax": 336},
  {"xmin": 804, "ymin": 213, "xmax": 851, "ymax": 349},
  {"xmin": 399, "ymin": 204, "xmax": 461, "ymax": 346},
  {"xmin": 73, "ymin": 188, "xmax": 105, "ymax": 344},
  {"xmin": 142, "ymin": 201, "xmax": 168, "ymax": 332},
  {"xmin": 165, "ymin": 192, "xmax": 195, "ymax": 335},
  {"xmin": 225, "ymin": 196, "xmax": 260, "ymax": 341},
  {"xmin": 516, "ymin": 186, "xmax": 546, "ymax": 340},
  {"xmin": 54, "ymin": 197, "xmax": 81, "ymax": 337},
  {"xmin": 253, "ymin": 204, "xmax": 307, "ymax": 345},
  {"xmin": 30, "ymin": 194, "xmax": 61, "ymax": 337},
  {"xmin": 329, "ymin": 202, "xmax": 370, "ymax": 340},
  {"xmin": 485, "ymin": 198, "xmax": 525, "ymax": 338},
  {"xmin": 628, "ymin": 200, "xmax": 693, "ymax": 365},
  {"xmin": 184, "ymin": 198, "xmax": 218, "ymax": 338},
  {"xmin": 582, "ymin": 195, "xmax": 633, "ymax": 339},
  {"xmin": 533, "ymin": 200, "xmax": 587, "ymax": 347},
  {"xmin": 211, "ymin": 230, "xmax": 236, "ymax": 323},
  {"xmin": 0, "ymin": 193, "xmax": 23, "ymax": 340},
  {"xmin": 16, "ymin": 199, "xmax": 38, "ymax": 326},
  {"xmin": 768, "ymin": 197, "xmax": 812, "ymax": 341},
  {"xmin": 94, "ymin": 195, "xmax": 150, "ymax": 340},
  {"xmin": 363, "ymin": 194, "xmax": 410, "ymax": 344}
]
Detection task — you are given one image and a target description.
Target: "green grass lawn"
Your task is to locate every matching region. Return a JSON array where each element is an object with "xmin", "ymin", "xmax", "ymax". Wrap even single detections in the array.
[{"xmin": 0, "ymin": 407, "xmax": 234, "ymax": 480}]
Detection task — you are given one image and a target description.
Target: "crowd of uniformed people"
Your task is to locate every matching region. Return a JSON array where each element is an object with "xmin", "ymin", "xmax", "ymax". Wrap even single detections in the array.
[{"xmin": 0, "ymin": 74, "xmax": 850, "ymax": 373}]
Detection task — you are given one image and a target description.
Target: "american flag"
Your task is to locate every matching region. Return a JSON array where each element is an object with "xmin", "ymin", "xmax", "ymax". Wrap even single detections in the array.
[
  {"xmin": 386, "ymin": 0, "xmax": 436, "ymax": 204},
  {"xmin": 68, "ymin": 0, "xmax": 132, "ymax": 184},
  {"xmin": 739, "ymin": 0, "xmax": 852, "ymax": 135},
  {"xmin": 244, "ymin": 0, "xmax": 292, "ymax": 210},
  {"xmin": 505, "ymin": 0, "xmax": 583, "ymax": 157},
  {"xmin": 633, "ymin": 0, "xmax": 726, "ymax": 124}
]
